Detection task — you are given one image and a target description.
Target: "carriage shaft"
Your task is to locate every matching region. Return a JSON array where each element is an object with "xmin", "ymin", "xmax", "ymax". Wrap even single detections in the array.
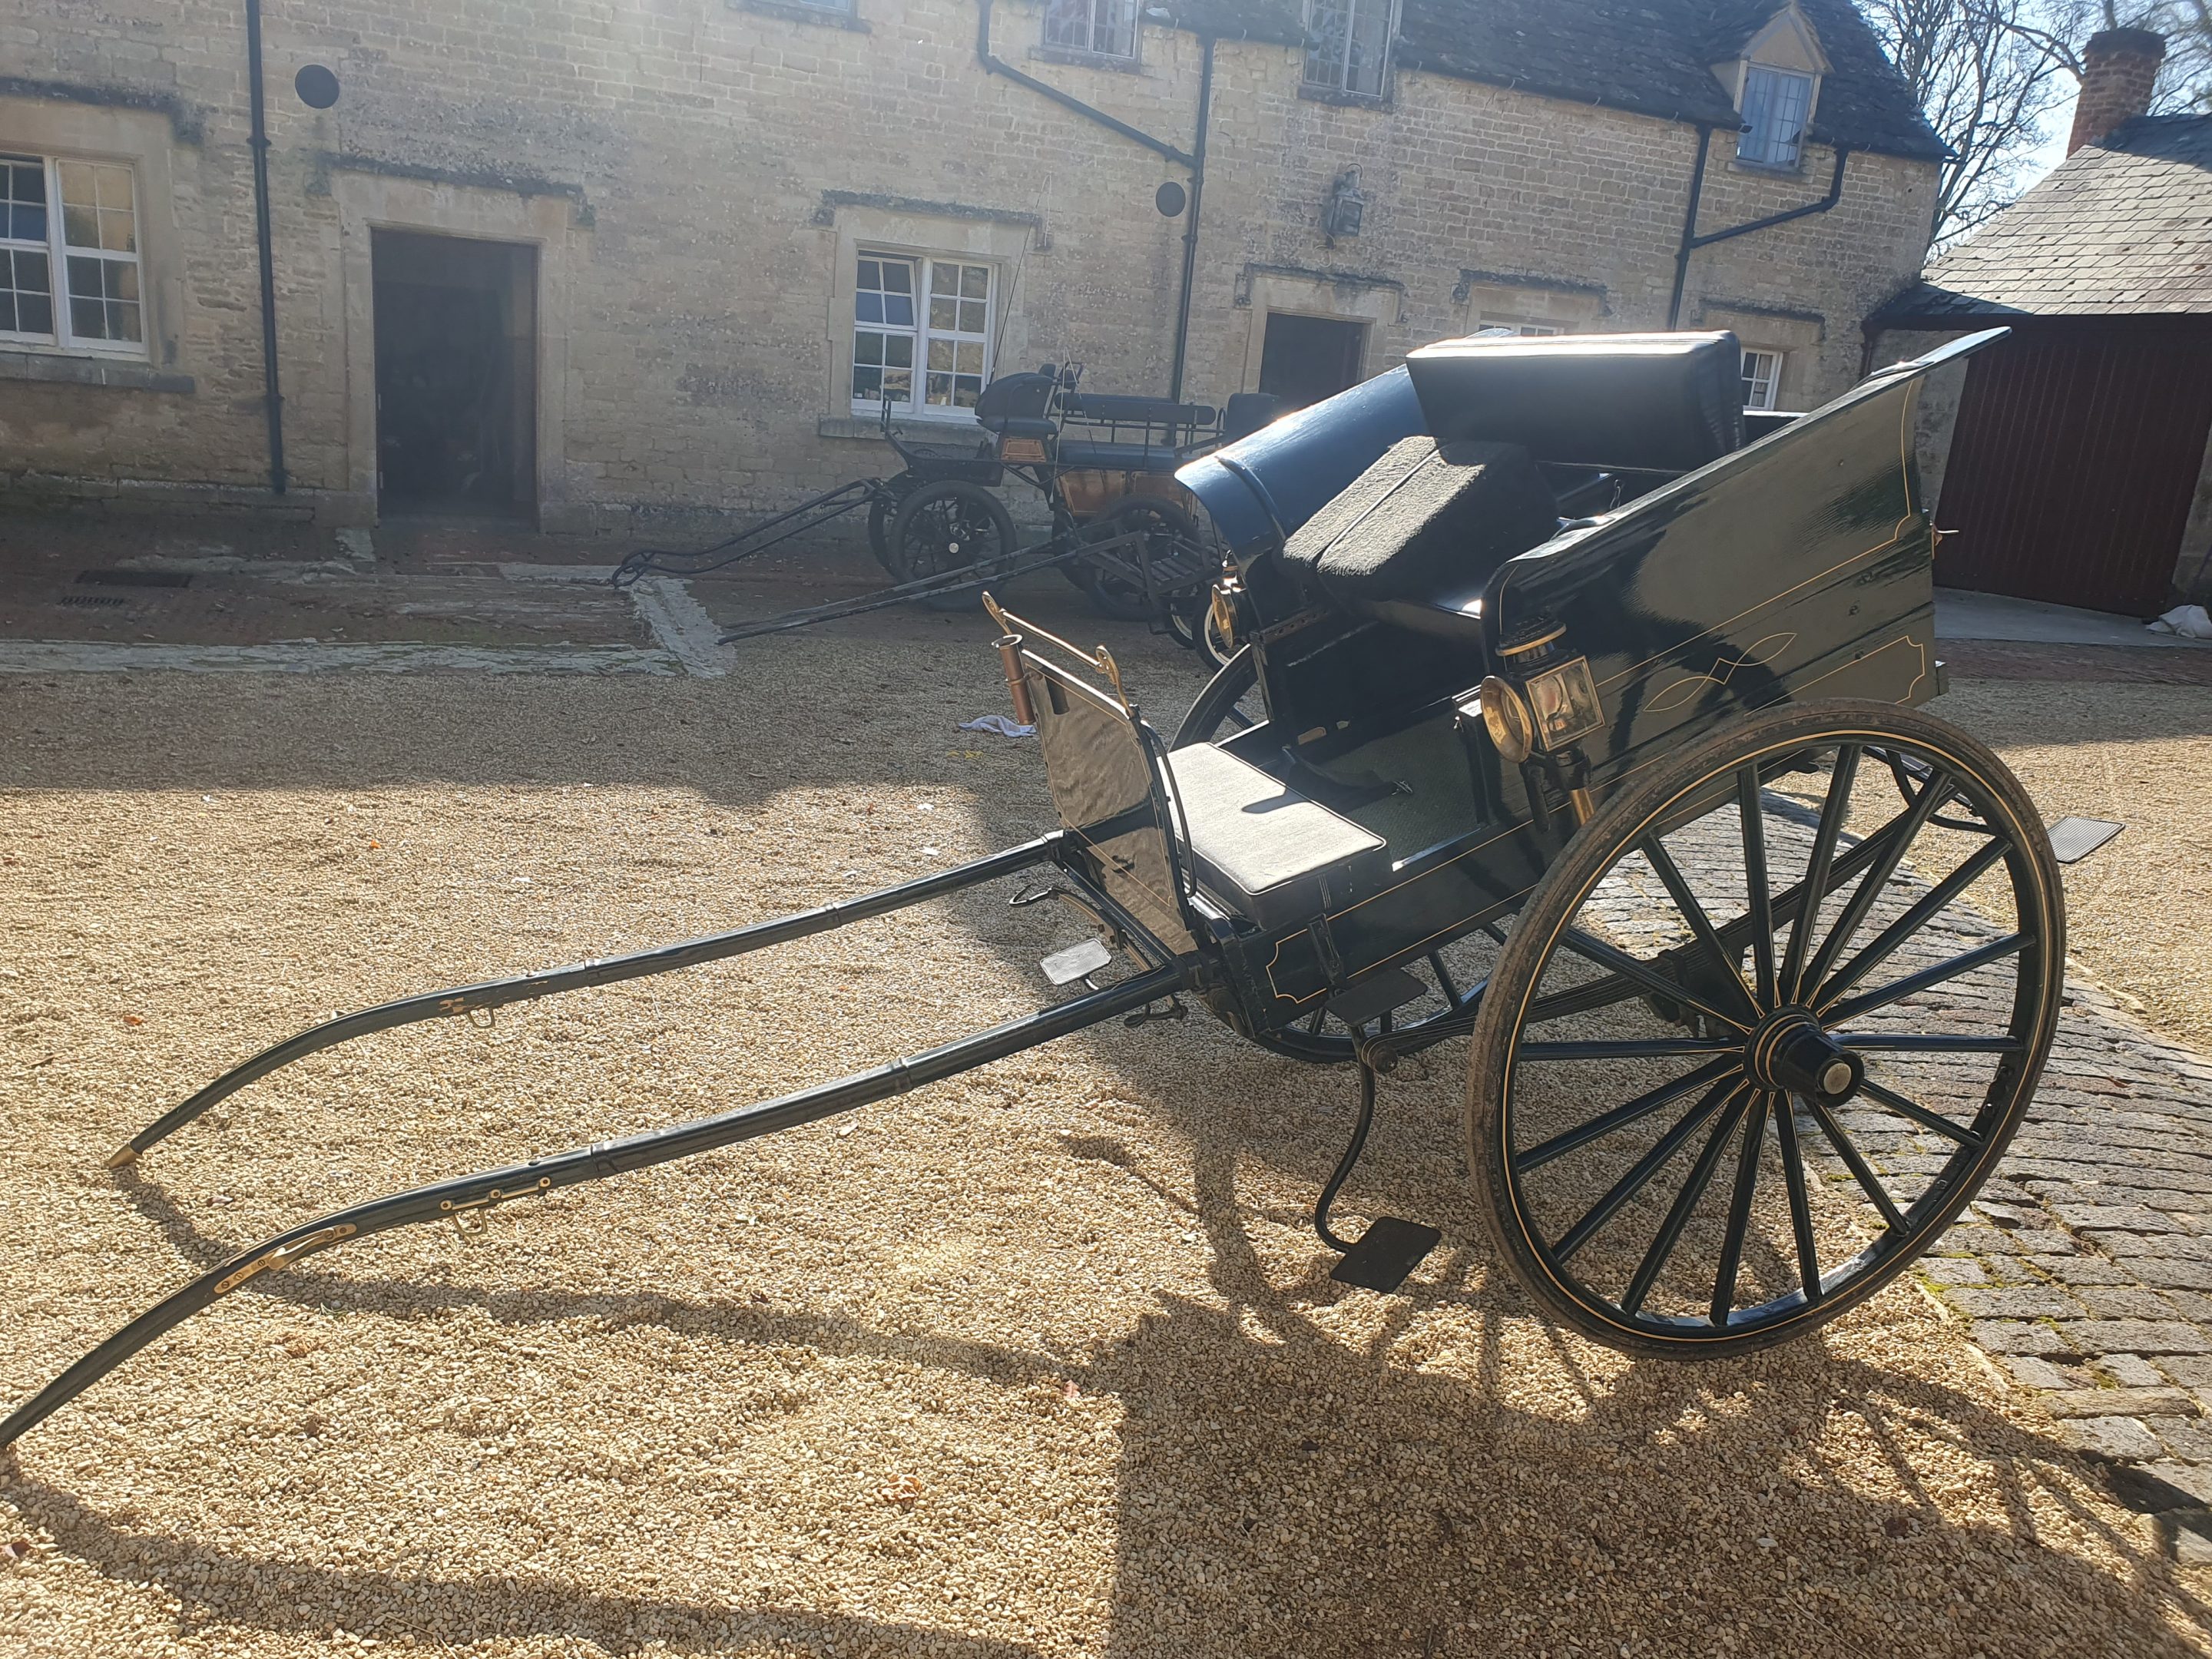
[
  {"xmin": 5, "ymin": 957, "xmax": 1184, "ymax": 1449},
  {"xmin": 113, "ymin": 835, "xmax": 1066, "ymax": 1165}
]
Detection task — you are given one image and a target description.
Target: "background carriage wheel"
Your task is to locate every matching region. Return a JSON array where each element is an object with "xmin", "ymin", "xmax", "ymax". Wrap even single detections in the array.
[
  {"xmin": 866, "ymin": 478, "xmax": 916, "ymax": 577},
  {"xmin": 1078, "ymin": 498, "xmax": 1199, "ymax": 623},
  {"xmin": 889, "ymin": 481, "xmax": 1016, "ymax": 613},
  {"xmin": 1465, "ymin": 700, "xmax": 2064, "ymax": 1359}
]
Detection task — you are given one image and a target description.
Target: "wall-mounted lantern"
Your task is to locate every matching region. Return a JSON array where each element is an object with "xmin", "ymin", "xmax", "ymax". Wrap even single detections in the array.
[{"xmin": 1322, "ymin": 167, "xmax": 1365, "ymax": 245}]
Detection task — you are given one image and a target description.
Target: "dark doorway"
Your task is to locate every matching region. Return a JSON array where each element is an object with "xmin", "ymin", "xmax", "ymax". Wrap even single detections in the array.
[
  {"xmin": 373, "ymin": 230, "xmax": 538, "ymax": 518},
  {"xmin": 1257, "ymin": 313, "xmax": 1366, "ymax": 409},
  {"xmin": 1936, "ymin": 320, "xmax": 2212, "ymax": 615}
]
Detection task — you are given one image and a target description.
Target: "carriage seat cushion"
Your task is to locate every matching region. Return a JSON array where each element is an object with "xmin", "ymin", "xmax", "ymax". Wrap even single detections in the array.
[
  {"xmin": 1280, "ymin": 436, "xmax": 1560, "ymax": 621},
  {"xmin": 1166, "ymin": 743, "xmax": 1386, "ymax": 929}
]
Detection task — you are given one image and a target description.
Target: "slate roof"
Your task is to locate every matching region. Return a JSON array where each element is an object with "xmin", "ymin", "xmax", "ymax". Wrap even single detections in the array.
[
  {"xmin": 1164, "ymin": 0, "xmax": 1945, "ymax": 161},
  {"xmin": 1877, "ymin": 115, "xmax": 2212, "ymax": 320}
]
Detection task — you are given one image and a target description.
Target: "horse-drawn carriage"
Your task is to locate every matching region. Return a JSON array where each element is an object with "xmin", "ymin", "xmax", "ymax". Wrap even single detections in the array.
[
  {"xmin": 4, "ymin": 326, "xmax": 2058, "ymax": 1448},
  {"xmin": 624, "ymin": 362, "xmax": 1272, "ymax": 652}
]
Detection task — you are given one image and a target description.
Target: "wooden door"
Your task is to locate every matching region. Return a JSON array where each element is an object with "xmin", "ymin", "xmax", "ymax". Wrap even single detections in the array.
[{"xmin": 1935, "ymin": 322, "xmax": 2212, "ymax": 614}]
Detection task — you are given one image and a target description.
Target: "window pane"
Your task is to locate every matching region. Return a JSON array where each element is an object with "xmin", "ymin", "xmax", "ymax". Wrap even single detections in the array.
[
  {"xmin": 932, "ymin": 263, "xmax": 959, "ymax": 295},
  {"xmin": 1346, "ymin": 0, "xmax": 1389, "ymax": 94},
  {"xmin": 956, "ymin": 341, "xmax": 984, "ymax": 374},
  {"xmin": 2, "ymin": 156, "xmax": 47, "ymax": 245},
  {"xmin": 1043, "ymin": 0, "xmax": 1092, "ymax": 49},
  {"xmin": 1, "ymin": 244, "xmax": 54, "ymax": 337},
  {"xmin": 959, "ymin": 264, "xmax": 988, "ymax": 300},
  {"xmin": 853, "ymin": 364, "xmax": 882, "ymax": 400},
  {"xmin": 958, "ymin": 299, "xmax": 987, "ymax": 333},
  {"xmin": 929, "ymin": 294, "xmax": 957, "ymax": 330},
  {"xmin": 884, "ymin": 366, "xmax": 912, "ymax": 400},
  {"xmin": 885, "ymin": 293, "xmax": 912, "ymax": 326},
  {"xmin": 885, "ymin": 335, "xmax": 912, "ymax": 368},
  {"xmin": 928, "ymin": 337, "xmax": 955, "ymax": 371},
  {"xmin": 858, "ymin": 258, "xmax": 880, "ymax": 290},
  {"xmin": 953, "ymin": 376, "xmax": 982, "ymax": 408},
  {"xmin": 926, "ymin": 371, "xmax": 953, "ymax": 406},
  {"xmin": 855, "ymin": 333, "xmax": 883, "ymax": 366},
  {"xmin": 856, "ymin": 292, "xmax": 883, "ymax": 324},
  {"xmin": 67, "ymin": 253, "xmax": 140, "ymax": 342},
  {"xmin": 882, "ymin": 261, "xmax": 911, "ymax": 293}
]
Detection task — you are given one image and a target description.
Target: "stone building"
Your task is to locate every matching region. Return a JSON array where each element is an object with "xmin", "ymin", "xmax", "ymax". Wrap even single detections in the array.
[{"xmin": 1, "ymin": 0, "xmax": 1942, "ymax": 535}]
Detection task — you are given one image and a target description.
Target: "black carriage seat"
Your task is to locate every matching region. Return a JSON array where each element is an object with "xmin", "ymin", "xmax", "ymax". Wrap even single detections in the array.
[
  {"xmin": 1164, "ymin": 742, "xmax": 1386, "ymax": 929},
  {"xmin": 1405, "ymin": 331, "xmax": 1746, "ymax": 474},
  {"xmin": 973, "ymin": 372, "xmax": 1056, "ymax": 434},
  {"xmin": 1280, "ymin": 436, "xmax": 1561, "ymax": 639}
]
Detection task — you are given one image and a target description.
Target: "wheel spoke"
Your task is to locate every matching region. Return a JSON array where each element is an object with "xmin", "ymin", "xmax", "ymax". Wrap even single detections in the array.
[
  {"xmin": 1518, "ymin": 1038, "xmax": 1740, "ymax": 1061},
  {"xmin": 1551, "ymin": 1079, "xmax": 1737, "ymax": 1263},
  {"xmin": 1856, "ymin": 1076, "xmax": 1983, "ymax": 1146},
  {"xmin": 1822, "ymin": 934, "xmax": 2025, "ymax": 1026},
  {"xmin": 1837, "ymin": 1033, "xmax": 2024, "ymax": 1055},
  {"xmin": 1621, "ymin": 1089, "xmax": 1750, "ymax": 1316},
  {"xmin": 1514, "ymin": 1057, "xmax": 1740, "ymax": 1173},
  {"xmin": 1798, "ymin": 763, "xmax": 1954, "ymax": 1004},
  {"xmin": 1811, "ymin": 837, "xmax": 2011, "ymax": 1010},
  {"xmin": 1781, "ymin": 746, "xmax": 1860, "ymax": 1002},
  {"xmin": 1560, "ymin": 929, "xmax": 1750, "ymax": 1032},
  {"xmin": 1773, "ymin": 1093, "xmax": 1823, "ymax": 1301},
  {"xmin": 1428, "ymin": 951, "xmax": 1463, "ymax": 1008},
  {"xmin": 1737, "ymin": 765, "xmax": 1777, "ymax": 1007},
  {"xmin": 1639, "ymin": 836, "xmax": 1760, "ymax": 1022},
  {"xmin": 1708, "ymin": 1093, "xmax": 1772, "ymax": 1326},
  {"xmin": 1803, "ymin": 1097, "xmax": 1906, "ymax": 1231}
]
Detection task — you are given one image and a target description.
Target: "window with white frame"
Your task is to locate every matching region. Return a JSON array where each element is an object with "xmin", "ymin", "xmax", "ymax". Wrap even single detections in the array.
[
  {"xmin": 1303, "ymin": 0, "xmax": 1392, "ymax": 97},
  {"xmin": 1, "ymin": 153, "xmax": 142, "ymax": 353},
  {"xmin": 852, "ymin": 253, "xmax": 995, "ymax": 417},
  {"xmin": 1741, "ymin": 348, "xmax": 1783, "ymax": 410},
  {"xmin": 1737, "ymin": 65, "xmax": 1813, "ymax": 167},
  {"xmin": 1476, "ymin": 315, "xmax": 1565, "ymax": 336},
  {"xmin": 1043, "ymin": 0, "xmax": 1137, "ymax": 58}
]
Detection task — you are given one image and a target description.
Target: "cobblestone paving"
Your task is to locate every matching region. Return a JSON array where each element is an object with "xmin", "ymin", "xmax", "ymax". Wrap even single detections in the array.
[
  {"xmin": 1923, "ymin": 968, "xmax": 2212, "ymax": 1561},
  {"xmin": 1630, "ymin": 786, "xmax": 2212, "ymax": 1563}
]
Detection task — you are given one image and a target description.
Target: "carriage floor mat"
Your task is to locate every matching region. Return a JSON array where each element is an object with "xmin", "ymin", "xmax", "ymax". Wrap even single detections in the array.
[{"xmin": 1329, "ymin": 1216, "xmax": 1442, "ymax": 1293}]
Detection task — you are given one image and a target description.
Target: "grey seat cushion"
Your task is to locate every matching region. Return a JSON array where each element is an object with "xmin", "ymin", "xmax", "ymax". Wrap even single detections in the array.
[
  {"xmin": 1167, "ymin": 743, "xmax": 1386, "ymax": 929},
  {"xmin": 1280, "ymin": 436, "xmax": 1558, "ymax": 612}
]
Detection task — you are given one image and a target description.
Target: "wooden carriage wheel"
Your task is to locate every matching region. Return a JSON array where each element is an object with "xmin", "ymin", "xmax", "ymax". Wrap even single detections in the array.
[
  {"xmin": 890, "ymin": 481, "xmax": 1016, "ymax": 611},
  {"xmin": 1466, "ymin": 700, "xmax": 2064, "ymax": 1357}
]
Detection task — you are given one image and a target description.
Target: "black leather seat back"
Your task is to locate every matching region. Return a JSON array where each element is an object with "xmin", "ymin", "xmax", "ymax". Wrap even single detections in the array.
[
  {"xmin": 973, "ymin": 371, "xmax": 1056, "ymax": 433},
  {"xmin": 1406, "ymin": 332, "xmax": 1745, "ymax": 473}
]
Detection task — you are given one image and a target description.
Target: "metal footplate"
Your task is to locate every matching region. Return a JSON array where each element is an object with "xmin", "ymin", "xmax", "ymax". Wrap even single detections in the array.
[{"xmin": 1328, "ymin": 1214, "xmax": 1442, "ymax": 1293}]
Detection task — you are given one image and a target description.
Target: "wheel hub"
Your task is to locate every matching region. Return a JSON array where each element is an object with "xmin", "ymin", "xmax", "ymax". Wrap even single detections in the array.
[{"xmin": 1745, "ymin": 1006, "xmax": 1863, "ymax": 1108}]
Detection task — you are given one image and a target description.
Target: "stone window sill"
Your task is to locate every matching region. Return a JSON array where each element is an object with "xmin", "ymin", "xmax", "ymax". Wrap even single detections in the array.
[
  {"xmin": 1299, "ymin": 83, "xmax": 1391, "ymax": 110},
  {"xmin": 736, "ymin": 0, "xmax": 870, "ymax": 32},
  {"xmin": 818, "ymin": 414, "xmax": 986, "ymax": 442},
  {"xmin": 0, "ymin": 349, "xmax": 194, "ymax": 392},
  {"xmin": 1032, "ymin": 44, "xmax": 1142, "ymax": 73},
  {"xmin": 1728, "ymin": 156, "xmax": 1806, "ymax": 179}
]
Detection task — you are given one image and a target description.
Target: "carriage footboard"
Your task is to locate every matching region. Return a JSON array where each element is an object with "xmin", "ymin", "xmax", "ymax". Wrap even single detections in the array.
[{"xmin": 3, "ymin": 955, "xmax": 1184, "ymax": 1449}]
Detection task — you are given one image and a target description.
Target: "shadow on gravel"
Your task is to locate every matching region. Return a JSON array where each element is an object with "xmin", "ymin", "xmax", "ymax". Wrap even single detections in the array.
[{"xmin": 18, "ymin": 1148, "xmax": 2201, "ymax": 1657}]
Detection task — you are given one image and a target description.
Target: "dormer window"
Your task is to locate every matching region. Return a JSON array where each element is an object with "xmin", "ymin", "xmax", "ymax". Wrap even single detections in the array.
[
  {"xmin": 1303, "ymin": 0, "xmax": 1392, "ymax": 98},
  {"xmin": 1739, "ymin": 65, "xmax": 1814, "ymax": 166},
  {"xmin": 1713, "ymin": 2, "xmax": 1829, "ymax": 171}
]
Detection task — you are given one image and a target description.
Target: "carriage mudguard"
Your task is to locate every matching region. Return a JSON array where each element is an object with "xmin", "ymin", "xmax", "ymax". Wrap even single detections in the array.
[{"xmin": 1478, "ymin": 328, "xmax": 2011, "ymax": 783}]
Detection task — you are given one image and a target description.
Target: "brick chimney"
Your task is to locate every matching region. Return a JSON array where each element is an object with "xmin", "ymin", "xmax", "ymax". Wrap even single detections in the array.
[{"xmin": 2068, "ymin": 27, "xmax": 2167, "ymax": 154}]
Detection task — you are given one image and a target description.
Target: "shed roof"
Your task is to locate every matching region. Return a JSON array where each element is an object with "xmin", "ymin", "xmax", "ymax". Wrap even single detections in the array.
[
  {"xmin": 1162, "ymin": 0, "xmax": 1945, "ymax": 161},
  {"xmin": 1877, "ymin": 114, "xmax": 2212, "ymax": 321}
]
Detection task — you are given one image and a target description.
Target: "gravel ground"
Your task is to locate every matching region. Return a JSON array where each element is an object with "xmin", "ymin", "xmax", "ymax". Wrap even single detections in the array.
[
  {"xmin": 3, "ymin": 635, "xmax": 2210, "ymax": 1657},
  {"xmin": 1929, "ymin": 680, "xmax": 2212, "ymax": 1054}
]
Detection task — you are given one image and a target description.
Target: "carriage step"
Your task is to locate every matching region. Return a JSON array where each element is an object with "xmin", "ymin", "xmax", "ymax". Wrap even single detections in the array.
[
  {"xmin": 1326, "ymin": 969, "xmax": 1426, "ymax": 1031},
  {"xmin": 1329, "ymin": 1216, "xmax": 1442, "ymax": 1293},
  {"xmin": 1040, "ymin": 937, "xmax": 1114, "ymax": 985}
]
